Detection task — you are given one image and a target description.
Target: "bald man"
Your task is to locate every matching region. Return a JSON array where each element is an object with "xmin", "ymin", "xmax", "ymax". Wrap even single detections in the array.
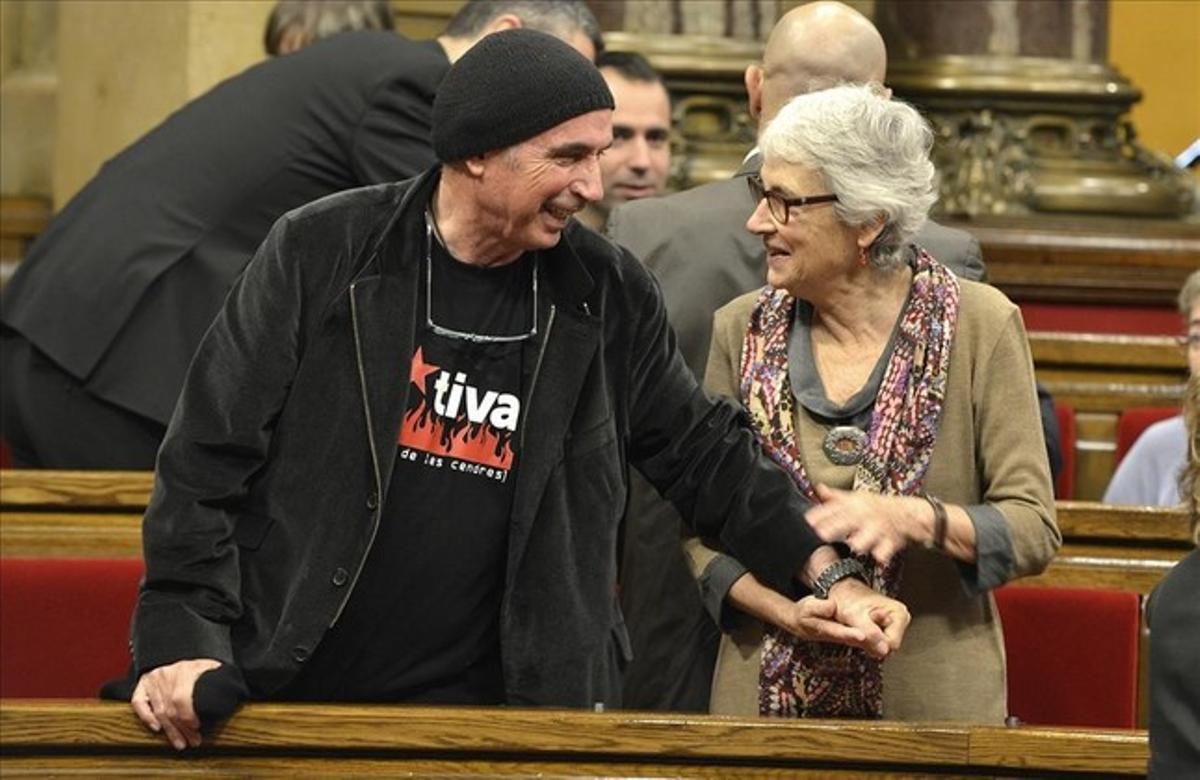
[{"xmin": 609, "ymin": 1, "xmax": 986, "ymax": 712}]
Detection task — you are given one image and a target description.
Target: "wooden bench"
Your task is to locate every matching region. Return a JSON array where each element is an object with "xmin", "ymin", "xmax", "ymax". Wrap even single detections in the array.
[
  {"xmin": 1020, "ymin": 501, "xmax": 1193, "ymax": 595},
  {"xmin": 3, "ymin": 471, "xmax": 1186, "ymax": 729},
  {"xmin": 2, "ymin": 470, "xmax": 1192, "ymax": 592},
  {"xmin": 1029, "ymin": 331, "xmax": 1187, "ymax": 500},
  {"xmin": 0, "ymin": 700, "xmax": 1150, "ymax": 777},
  {"xmin": 0, "ymin": 469, "xmax": 148, "ymax": 557}
]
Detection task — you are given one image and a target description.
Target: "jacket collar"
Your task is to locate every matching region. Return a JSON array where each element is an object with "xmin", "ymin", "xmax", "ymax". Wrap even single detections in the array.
[{"xmin": 355, "ymin": 166, "xmax": 441, "ymax": 283}]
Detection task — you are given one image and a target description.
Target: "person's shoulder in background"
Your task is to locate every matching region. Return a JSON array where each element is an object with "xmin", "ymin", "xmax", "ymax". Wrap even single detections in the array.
[
  {"xmin": 1103, "ymin": 415, "xmax": 1187, "ymax": 507},
  {"xmin": 606, "ymin": 176, "xmax": 754, "ymax": 263},
  {"xmin": 914, "ymin": 220, "xmax": 987, "ymax": 282}
]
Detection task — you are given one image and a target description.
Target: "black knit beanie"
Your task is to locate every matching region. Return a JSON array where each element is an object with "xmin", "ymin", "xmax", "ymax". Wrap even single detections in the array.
[{"xmin": 433, "ymin": 28, "xmax": 614, "ymax": 162}]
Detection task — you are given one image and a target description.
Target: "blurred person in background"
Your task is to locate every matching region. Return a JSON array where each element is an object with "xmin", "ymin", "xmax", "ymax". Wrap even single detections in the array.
[
  {"xmin": 264, "ymin": 0, "xmax": 394, "ymax": 55},
  {"xmin": 1104, "ymin": 269, "xmax": 1200, "ymax": 507},
  {"xmin": 577, "ymin": 51, "xmax": 671, "ymax": 231}
]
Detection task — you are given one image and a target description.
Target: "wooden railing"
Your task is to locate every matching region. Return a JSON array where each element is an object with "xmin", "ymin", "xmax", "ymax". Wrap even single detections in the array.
[{"xmin": 0, "ymin": 700, "xmax": 1150, "ymax": 777}]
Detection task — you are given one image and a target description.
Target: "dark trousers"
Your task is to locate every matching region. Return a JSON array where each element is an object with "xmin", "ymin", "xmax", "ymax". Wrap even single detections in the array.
[{"xmin": 1, "ymin": 329, "xmax": 164, "ymax": 469}]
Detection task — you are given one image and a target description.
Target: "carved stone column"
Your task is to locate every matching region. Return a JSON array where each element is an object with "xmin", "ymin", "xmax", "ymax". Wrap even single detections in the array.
[{"xmin": 875, "ymin": 0, "xmax": 1194, "ymax": 218}]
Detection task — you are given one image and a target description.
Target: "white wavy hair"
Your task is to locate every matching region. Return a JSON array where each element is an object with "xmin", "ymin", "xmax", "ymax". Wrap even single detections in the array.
[{"xmin": 758, "ymin": 83, "xmax": 938, "ymax": 270}]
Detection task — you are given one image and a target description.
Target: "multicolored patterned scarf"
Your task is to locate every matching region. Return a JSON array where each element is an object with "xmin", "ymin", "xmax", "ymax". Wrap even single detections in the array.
[{"xmin": 738, "ymin": 248, "xmax": 960, "ymax": 718}]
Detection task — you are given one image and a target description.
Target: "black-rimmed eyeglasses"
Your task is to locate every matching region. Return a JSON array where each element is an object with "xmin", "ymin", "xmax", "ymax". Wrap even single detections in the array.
[{"xmin": 747, "ymin": 174, "xmax": 838, "ymax": 225}]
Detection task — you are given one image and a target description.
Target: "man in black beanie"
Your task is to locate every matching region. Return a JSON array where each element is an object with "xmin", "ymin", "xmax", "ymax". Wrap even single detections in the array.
[{"xmin": 129, "ymin": 28, "xmax": 910, "ymax": 750}]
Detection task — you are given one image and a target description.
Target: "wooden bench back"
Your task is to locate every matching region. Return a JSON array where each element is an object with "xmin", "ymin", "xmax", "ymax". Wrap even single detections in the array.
[
  {"xmin": 0, "ymin": 470, "xmax": 149, "ymax": 558},
  {"xmin": 1029, "ymin": 331, "xmax": 1187, "ymax": 500},
  {"xmin": 2, "ymin": 470, "xmax": 1193, "ymax": 593}
]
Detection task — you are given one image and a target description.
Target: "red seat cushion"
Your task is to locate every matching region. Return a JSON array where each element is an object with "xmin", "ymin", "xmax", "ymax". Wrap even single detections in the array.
[
  {"xmin": 1053, "ymin": 402, "xmax": 1076, "ymax": 500},
  {"xmin": 0, "ymin": 557, "xmax": 143, "ymax": 698},
  {"xmin": 994, "ymin": 586, "xmax": 1140, "ymax": 728},
  {"xmin": 1115, "ymin": 407, "xmax": 1181, "ymax": 465}
]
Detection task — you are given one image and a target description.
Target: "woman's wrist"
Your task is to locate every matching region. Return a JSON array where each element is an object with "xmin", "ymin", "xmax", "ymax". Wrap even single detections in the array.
[{"xmin": 900, "ymin": 496, "xmax": 936, "ymax": 546}]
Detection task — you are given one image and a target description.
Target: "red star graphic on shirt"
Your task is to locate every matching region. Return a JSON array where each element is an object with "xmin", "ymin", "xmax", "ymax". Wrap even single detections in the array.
[{"xmin": 408, "ymin": 347, "xmax": 440, "ymax": 391}]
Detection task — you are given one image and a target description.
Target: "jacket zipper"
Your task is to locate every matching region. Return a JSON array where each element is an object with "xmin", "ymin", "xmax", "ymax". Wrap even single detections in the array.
[
  {"xmin": 333, "ymin": 281, "xmax": 384, "ymax": 627},
  {"xmin": 519, "ymin": 304, "xmax": 556, "ymax": 454}
]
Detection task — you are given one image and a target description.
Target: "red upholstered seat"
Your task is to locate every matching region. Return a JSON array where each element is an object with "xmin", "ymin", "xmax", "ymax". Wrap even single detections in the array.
[
  {"xmin": 1115, "ymin": 406, "xmax": 1181, "ymax": 465},
  {"xmin": 994, "ymin": 586, "xmax": 1140, "ymax": 728},
  {"xmin": 0, "ymin": 557, "xmax": 143, "ymax": 697},
  {"xmin": 1053, "ymin": 402, "xmax": 1076, "ymax": 500}
]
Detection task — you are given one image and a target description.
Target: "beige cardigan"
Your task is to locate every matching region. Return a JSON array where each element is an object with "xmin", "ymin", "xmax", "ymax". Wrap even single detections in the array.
[{"xmin": 693, "ymin": 279, "xmax": 1060, "ymax": 723}]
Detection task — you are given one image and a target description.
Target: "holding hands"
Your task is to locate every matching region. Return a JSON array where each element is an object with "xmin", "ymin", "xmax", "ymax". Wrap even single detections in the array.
[{"xmin": 728, "ymin": 567, "xmax": 910, "ymax": 659}]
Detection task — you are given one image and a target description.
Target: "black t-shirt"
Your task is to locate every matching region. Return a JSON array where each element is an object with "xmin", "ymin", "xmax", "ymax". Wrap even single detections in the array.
[{"xmin": 281, "ymin": 223, "xmax": 534, "ymax": 703}]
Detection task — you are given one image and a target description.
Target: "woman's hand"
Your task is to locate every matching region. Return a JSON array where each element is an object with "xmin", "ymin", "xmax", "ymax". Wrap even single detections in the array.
[{"xmin": 806, "ymin": 483, "xmax": 924, "ymax": 566}]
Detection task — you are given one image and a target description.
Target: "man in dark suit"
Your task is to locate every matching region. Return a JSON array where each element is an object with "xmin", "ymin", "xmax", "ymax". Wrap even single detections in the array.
[
  {"xmin": 607, "ymin": 0, "xmax": 987, "ymax": 712},
  {"xmin": 0, "ymin": 0, "xmax": 602, "ymax": 469}
]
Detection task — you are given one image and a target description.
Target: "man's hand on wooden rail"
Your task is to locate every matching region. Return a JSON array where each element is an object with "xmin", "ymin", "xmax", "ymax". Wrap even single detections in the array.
[{"xmin": 131, "ymin": 658, "xmax": 221, "ymax": 750}]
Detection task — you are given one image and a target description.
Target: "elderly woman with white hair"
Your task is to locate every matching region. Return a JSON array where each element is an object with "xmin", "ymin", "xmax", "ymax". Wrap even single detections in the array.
[{"xmin": 688, "ymin": 84, "xmax": 1061, "ymax": 722}]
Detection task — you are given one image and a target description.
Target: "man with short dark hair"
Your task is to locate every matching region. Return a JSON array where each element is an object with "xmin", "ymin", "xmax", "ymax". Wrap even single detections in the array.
[
  {"xmin": 128, "ymin": 29, "xmax": 909, "ymax": 751},
  {"xmin": 578, "ymin": 51, "xmax": 672, "ymax": 230},
  {"xmin": 0, "ymin": 0, "xmax": 600, "ymax": 470}
]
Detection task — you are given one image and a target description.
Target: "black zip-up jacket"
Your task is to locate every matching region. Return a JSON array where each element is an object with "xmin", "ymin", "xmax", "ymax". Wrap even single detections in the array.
[{"xmin": 133, "ymin": 169, "xmax": 822, "ymax": 707}]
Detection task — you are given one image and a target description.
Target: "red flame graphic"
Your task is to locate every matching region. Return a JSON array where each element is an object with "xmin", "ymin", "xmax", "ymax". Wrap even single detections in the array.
[
  {"xmin": 400, "ymin": 404, "xmax": 513, "ymax": 469},
  {"xmin": 400, "ymin": 347, "xmax": 514, "ymax": 470}
]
